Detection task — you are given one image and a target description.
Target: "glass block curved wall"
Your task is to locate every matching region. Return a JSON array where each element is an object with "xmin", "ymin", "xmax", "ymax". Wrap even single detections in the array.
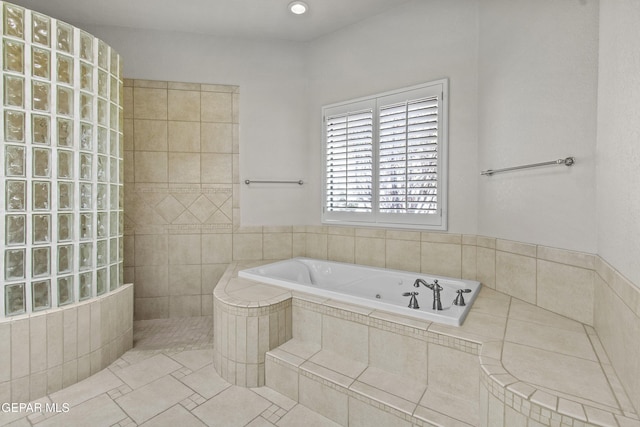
[{"xmin": 1, "ymin": 1, "xmax": 123, "ymax": 318}]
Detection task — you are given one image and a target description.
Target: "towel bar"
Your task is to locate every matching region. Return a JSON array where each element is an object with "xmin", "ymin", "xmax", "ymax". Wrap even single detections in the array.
[{"xmin": 481, "ymin": 157, "xmax": 574, "ymax": 176}]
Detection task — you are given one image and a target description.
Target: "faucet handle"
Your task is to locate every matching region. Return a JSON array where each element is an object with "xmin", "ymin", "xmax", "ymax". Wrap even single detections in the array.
[
  {"xmin": 453, "ymin": 289, "xmax": 472, "ymax": 306},
  {"xmin": 402, "ymin": 292, "xmax": 420, "ymax": 309}
]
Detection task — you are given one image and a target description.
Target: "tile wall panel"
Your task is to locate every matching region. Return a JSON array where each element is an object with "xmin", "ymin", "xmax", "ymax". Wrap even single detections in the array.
[{"xmin": 124, "ymin": 79, "xmax": 239, "ymax": 319}]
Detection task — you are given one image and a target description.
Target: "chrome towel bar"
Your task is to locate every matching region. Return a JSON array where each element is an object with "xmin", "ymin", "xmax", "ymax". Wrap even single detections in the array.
[
  {"xmin": 244, "ymin": 179, "xmax": 304, "ymax": 185},
  {"xmin": 481, "ymin": 157, "xmax": 575, "ymax": 176}
]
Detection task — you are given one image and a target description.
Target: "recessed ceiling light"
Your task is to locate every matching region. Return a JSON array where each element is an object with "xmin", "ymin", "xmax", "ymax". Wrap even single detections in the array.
[{"xmin": 289, "ymin": 1, "xmax": 308, "ymax": 15}]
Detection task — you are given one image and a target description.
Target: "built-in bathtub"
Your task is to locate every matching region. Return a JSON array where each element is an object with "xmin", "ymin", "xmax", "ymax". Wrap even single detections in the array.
[{"xmin": 238, "ymin": 257, "xmax": 481, "ymax": 326}]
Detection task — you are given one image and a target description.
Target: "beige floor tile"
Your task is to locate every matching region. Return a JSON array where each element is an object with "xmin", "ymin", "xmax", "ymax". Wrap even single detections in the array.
[
  {"xmin": 48, "ymin": 368, "xmax": 123, "ymax": 408},
  {"xmin": 245, "ymin": 416, "xmax": 277, "ymax": 427},
  {"xmin": 36, "ymin": 394, "xmax": 126, "ymax": 427},
  {"xmin": 120, "ymin": 350, "xmax": 157, "ymax": 365},
  {"xmin": 277, "ymin": 404, "xmax": 342, "ymax": 427},
  {"xmin": 178, "ymin": 365, "xmax": 231, "ymax": 399},
  {"xmin": 3, "ymin": 417, "xmax": 31, "ymax": 426},
  {"xmin": 169, "ymin": 349, "xmax": 214, "ymax": 371},
  {"xmin": 502, "ymin": 342, "xmax": 618, "ymax": 407},
  {"xmin": 114, "ymin": 353, "xmax": 182, "ymax": 388},
  {"xmin": 140, "ymin": 404, "xmax": 207, "ymax": 427},
  {"xmin": 192, "ymin": 386, "xmax": 271, "ymax": 427},
  {"xmin": 116, "ymin": 375, "xmax": 194, "ymax": 424},
  {"xmin": 250, "ymin": 386, "xmax": 297, "ymax": 411}
]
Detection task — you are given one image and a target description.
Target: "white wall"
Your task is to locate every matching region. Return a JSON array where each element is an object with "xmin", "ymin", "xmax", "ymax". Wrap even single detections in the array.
[
  {"xmin": 86, "ymin": 1, "xmax": 617, "ymax": 261},
  {"xmin": 597, "ymin": 0, "xmax": 640, "ymax": 288},
  {"xmin": 83, "ymin": 25, "xmax": 312, "ymax": 226},
  {"xmin": 305, "ymin": 0, "xmax": 479, "ymax": 233},
  {"xmin": 477, "ymin": 0, "xmax": 599, "ymax": 253}
]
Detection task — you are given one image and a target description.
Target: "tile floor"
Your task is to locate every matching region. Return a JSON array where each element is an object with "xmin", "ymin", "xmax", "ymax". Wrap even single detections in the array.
[{"xmin": 0, "ymin": 316, "xmax": 340, "ymax": 427}]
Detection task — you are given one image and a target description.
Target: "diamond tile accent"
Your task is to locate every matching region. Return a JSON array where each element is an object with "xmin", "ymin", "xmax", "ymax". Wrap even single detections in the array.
[
  {"xmin": 188, "ymin": 195, "xmax": 217, "ymax": 223},
  {"xmin": 208, "ymin": 192, "xmax": 231, "ymax": 208},
  {"xmin": 207, "ymin": 210, "xmax": 231, "ymax": 224},
  {"xmin": 156, "ymin": 195, "xmax": 185, "ymax": 223},
  {"xmin": 173, "ymin": 210, "xmax": 201, "ymax": 225}
]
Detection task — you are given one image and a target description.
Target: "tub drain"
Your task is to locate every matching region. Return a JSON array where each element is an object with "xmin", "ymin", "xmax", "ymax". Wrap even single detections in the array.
[{"xmin": 375, "ymin": 294, "xmax": 381, "ymax": 299}]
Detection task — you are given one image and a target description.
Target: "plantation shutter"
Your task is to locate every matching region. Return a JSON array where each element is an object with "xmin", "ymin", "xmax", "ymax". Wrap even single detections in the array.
[
  {"xmin": 322, "ymin": 79, "xmax": 447, "ymax": 229},
  {"xmin": 324, "ymin": 107, "xmax": 374, "ymax": 215},
  {"xmin": 378, "ymin": 96, "xmax": 439, "ymax": 215}
]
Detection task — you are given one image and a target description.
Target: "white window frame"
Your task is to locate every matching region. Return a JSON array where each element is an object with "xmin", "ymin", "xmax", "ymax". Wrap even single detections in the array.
[{"xmin": 321, "ymin": 79, "xmax": 448, "ymax": 230}]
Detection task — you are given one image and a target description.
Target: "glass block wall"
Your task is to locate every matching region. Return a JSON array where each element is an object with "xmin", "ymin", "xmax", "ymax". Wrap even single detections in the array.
[{"xmin": 0, "ymin": 1, "xmax": 123, "ymax": 318}]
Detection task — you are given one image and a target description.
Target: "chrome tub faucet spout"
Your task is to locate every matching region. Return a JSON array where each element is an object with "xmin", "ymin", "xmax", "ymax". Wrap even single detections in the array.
[{"xmin": 414, "ymin": 278, "xmax": 443, "ymax": 310}]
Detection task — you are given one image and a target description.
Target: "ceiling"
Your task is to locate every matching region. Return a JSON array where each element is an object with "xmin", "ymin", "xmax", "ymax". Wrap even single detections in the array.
[{"xmin": 10, "ymin": 0, "xmax": 413, "ymax": 42}]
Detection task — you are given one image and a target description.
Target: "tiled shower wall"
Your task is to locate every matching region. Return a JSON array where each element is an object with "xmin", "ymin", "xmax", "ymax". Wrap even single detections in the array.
[{"xmin": 123, "ymin": 79, "xmax": 239, "ymax": 319}]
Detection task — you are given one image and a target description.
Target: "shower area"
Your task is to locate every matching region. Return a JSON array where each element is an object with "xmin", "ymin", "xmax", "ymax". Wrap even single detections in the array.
[{"xmin": 0, "ymin": 1, "xmax": 132, "ymax": 402}]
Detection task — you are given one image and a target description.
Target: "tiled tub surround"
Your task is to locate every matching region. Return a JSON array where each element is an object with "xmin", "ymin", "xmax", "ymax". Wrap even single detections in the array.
[
  {"xmin": 0, "ymin": 283, "xmax": 133, "ymax": 404},
  {"xmin": 210, "ymin": 226, "xmax": 640, "ymax": 418},
  {"xmin": 214, "ymin": 264, "xmax": 639, "ymax": 427}
]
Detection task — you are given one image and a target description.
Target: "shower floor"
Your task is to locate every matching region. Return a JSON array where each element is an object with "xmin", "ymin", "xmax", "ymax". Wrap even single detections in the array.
[{"xmin": 0, "ymin": 316, "xmax": 339, "ymax": 427}]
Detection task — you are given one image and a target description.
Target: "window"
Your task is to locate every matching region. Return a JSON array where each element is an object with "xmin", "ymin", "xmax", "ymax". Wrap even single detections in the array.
[{"xmin": 322, "ymin": 79, "xmax": 448, "ymax": 230}]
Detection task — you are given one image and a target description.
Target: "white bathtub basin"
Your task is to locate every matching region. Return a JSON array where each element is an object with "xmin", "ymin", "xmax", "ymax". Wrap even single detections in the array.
[{"xmin": 239, "ymin": 257, "xmax": 481, "ymax": 326}]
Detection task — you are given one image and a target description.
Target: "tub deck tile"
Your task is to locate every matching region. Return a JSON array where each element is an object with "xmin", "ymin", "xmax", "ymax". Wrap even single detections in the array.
[
  {"xmin": 300, "ymin": 360, "xmax": 357, "ymax": 389},
  {"xmin": 356, "ymin": 366, "xmax": 426, "ymax": 405},
  {"xmin": 428, "ymin": 311, "xmax": 507, "ymax": 343},
  {"xmin": 307, "ymin": 350, "xmax": 367, "ymax": 381},
  {"xmin": 349, "ymin": 380, "xmax": 416, "ymax": 416},
  {"xmin": 227, "ymin": 282, "xmax": 290, "ymax": 303},
  {"xmin": 369, "ymin": 310, "xmax": 431, "ymax": 331},
  {"xmin": 215, "ymin": 262, "xmax": 639, "ymax": 427},
  {"xmin": 418, "ymin": 388, "xmax": 479, "ymax": 426},
  {"xmin": 413, "ymin": 403, "xmax": 475, "ymax": 427},
  {"xmin": 267, "ymin": 347, "xmax": 308, "ymax": 369},
  {"xmin": 505, "ymin": 318, "xmax": 597, "ymax": 361},
  {"xmin": 276, "ymin": 338, "xmax": 320, "ymax": 362},
  {"xmin": 503, "ymin": 342, "xmax": 618, "ymax": 408}
]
